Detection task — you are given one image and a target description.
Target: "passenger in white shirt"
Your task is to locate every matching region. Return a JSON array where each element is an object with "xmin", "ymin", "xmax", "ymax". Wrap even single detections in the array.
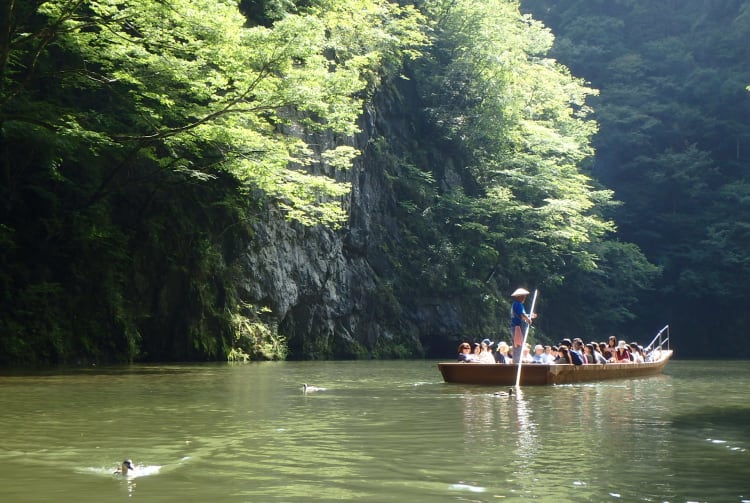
[{"xmin": 478, "ymin": 339, "xmax": 496, "ymax": 364}]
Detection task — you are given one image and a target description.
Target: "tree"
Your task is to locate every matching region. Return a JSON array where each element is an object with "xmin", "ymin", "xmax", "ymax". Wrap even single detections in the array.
[
  {"xmin": 523, "ymin": 0, "xmax": 750, "ymax": 356},
  {"xmin": 0, "ymin": 0, "xmax": 426, "ymax": 363},
  {"xmin": 385, "ymin": 0, "xmax": 656, "ymax": 344}
]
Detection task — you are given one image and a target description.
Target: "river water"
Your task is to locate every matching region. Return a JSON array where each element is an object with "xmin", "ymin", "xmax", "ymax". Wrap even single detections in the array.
[{"xmin": 0, "ymin": 359, "xmax": 747, "ymax": 502}]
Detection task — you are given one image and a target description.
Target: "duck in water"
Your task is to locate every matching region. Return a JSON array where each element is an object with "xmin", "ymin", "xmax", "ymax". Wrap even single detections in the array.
[
  {"xmin": 114, "ymin": 459, "xmax": 135, "ymax": 476},
  {"xmin": 493, "ymin": 388, "xmax": 514, "ymax": 398},
  {"xmin": 302, "ymin": 383, "xmax": 325, "ymax": 393}
]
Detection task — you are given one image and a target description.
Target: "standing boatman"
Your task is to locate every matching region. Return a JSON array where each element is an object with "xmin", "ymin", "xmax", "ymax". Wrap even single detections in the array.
[{"xmin": 510, "ymin": 288, "xmax": 537, "ymax": 363}]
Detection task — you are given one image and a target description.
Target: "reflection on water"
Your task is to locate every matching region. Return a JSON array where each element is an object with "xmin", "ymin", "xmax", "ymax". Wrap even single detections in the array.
[{"xmin": 0, "ymin": 360, "xmax": 748, "ymax": 502}]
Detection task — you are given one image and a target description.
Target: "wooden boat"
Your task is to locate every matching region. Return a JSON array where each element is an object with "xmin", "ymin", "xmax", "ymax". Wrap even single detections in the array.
[{"xmin": 438, "ymin": 349, "xmax": 672, "ymax": 386}]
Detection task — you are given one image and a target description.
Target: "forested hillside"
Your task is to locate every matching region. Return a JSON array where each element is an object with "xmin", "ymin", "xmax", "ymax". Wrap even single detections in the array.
[
  {"xmin": 1, "ymin": 0, "xmax": 673, "ymax": 365},
  {"xmin": 522, "ymin": 0, "xmax": 750, "ymax": 357}
]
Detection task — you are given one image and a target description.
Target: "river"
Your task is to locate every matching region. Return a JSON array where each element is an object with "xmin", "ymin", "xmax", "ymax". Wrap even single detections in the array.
[{"xmin": 0, "ymin": 359, "xmax": 748, "ymax": 502}]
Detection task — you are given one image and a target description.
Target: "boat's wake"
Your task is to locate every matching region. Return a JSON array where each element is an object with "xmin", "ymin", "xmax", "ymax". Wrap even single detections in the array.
[{"xmin": 449, "ymin": 483, "xmax": 486, "ymax": 493}]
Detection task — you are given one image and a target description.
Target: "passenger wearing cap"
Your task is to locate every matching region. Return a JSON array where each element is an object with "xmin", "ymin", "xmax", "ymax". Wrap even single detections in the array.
[
  {"xmin": 509, "ymin": 288, "xmax": 537, "ymax": 362},
  {"xmin": 478, "ymin": 339, "xmax": 496, "ymax": 364},
  {"xmin": 531, "ymin": 344, "xmax": 547, "ymax": 363},
  {"xmin": 615, "ymin": 340, "xmax": 632, "ymax": 362},
  {"xmin": 495, "ymin": 341, "xmax": 512, "ymax": 364}
]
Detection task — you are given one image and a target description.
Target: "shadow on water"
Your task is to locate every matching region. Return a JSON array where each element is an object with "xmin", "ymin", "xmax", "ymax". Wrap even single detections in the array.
[
  {"xmin": 0, "ymin": 364, "xmax": 203, "ymax": 378},
  {"xmin": 671, "ymin": 406, "xmax": 750, "ymax": 441}
]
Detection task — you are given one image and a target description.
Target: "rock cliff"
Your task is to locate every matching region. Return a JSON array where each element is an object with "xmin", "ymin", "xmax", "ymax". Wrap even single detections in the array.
[{"xmin": 240, "ymin": 83, "xmax": 466, "ymax": 359}]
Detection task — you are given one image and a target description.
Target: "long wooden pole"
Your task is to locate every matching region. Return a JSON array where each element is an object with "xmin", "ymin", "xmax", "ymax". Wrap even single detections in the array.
[{"xmin": 514, "ymin": 289, "xmax": 538, "ymax": 388}]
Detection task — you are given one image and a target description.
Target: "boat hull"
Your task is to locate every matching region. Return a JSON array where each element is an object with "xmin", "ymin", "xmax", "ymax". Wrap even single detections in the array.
[{"xmin": 437, "ymin": 350, "xmax": 673, "ymax": 386}]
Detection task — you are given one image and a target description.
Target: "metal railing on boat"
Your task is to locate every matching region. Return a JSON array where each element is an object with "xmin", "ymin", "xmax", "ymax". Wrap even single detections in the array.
[{"xmin": 644, "ymin": 324, "xmax": 670, "ymax": 361}]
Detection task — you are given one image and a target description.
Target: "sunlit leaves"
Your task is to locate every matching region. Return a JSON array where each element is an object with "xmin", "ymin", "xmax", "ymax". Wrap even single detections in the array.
[
  {"xmin": 5, "ymin": 0, "xmax": 425, "ymax": 226},
  {"xmin": 417, "ymin": 0, "xmax": 610, "ymax": 279},
  {"xmin": 320, "ymin": 146, "xmax": 359, "ymax": 171}
]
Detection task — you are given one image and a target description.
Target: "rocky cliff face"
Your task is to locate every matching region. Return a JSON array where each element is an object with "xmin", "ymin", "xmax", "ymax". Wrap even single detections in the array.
[{"xmin": 239, "ymin": 83, "xmax": 466, "ymax": 359}]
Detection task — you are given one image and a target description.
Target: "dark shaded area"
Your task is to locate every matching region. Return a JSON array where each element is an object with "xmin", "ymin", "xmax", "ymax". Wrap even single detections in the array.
[
  {"xmin": 522, "ymin": 0, "xmax": 750, "ymax": 357},
  {"xmin": 671, "ymin": 407, "xmax": 750, "ymax": 436}
]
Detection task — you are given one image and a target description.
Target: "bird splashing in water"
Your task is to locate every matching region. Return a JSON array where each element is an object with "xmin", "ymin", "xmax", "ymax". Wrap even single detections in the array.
[
  {"xmin": 114, "ymin": 459, "xmax": 135, "ymax": 476},
  {"xmin": 302, "ymin": 383, "xmax": 325, "ymax": 393}
]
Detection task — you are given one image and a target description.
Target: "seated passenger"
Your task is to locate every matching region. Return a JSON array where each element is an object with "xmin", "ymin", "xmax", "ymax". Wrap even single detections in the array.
[
  {"xmin": 457, "ymin": 342, "xmax": 478, "ymax": 362},
  {"xmin": 582, "ymin": 343, "xmax": 594, "ymax": 363},
  {"xmin": 478, "ymin": 339, "xmax": 496, "ymax": 364},
  {"xmin": 543, "ymin": 345, "xmax": 554, "ymax": 363},
  {"xmin": 606, "ymin": 336, "xmax": 618, "ymax": 361},
  {"xmin": 615, "ymin": 340, "xmax": 632, "ymax": 362},
  {"xmin": 495, "ymin": 341, "xmax": 513, "ymax": 364},
  {"xmin": 550, "ymin": 345, "xmax": 560, "ymax": 361},
  {"xmin": 588, "ymin": 342, "xmax": 607, "ymax": 364},
  {"xmin": 531, "ymin": 344, "xmax": 546, "ymax": 363},
  {"xmin": 630, "ymin": 343, "xmax": 645, "ymax": 363},
  {"xmin": 563, "ymin": 339, "xmax": 585, "ymax": 365},
  {"xmin": 519, "ymin": 343, "xmax": 534, "ymax": 363},
  {"xmin": 554, "ymin": 346, "xmax": 572, "ymax": 364}
]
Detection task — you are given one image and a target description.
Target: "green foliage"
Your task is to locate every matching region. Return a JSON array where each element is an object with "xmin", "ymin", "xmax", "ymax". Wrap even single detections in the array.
[
  {"xmin": 417, "ymin": 0, "xmax": 610, "ymax": 255},
  {"xmin": 377, "ymin": 0, "xmax": 652, "ymax": 343},
  {"xmin": 524, "ymin": 0, "xmax": 750, "ymax": 355},
  {"xmin": 544, "ymin": 240, "xmax": 661, "ymax": 340},
  {"xmin": 230, "ymin": 304, "xmax": 287, "ymax": 360},
  {"xmin": 0, "ymin": 0, "xmax": 427, "ymax": 364},
  {"xmin": 3, "ymin": 0, "xmax": 426, "ymax": 227}
]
